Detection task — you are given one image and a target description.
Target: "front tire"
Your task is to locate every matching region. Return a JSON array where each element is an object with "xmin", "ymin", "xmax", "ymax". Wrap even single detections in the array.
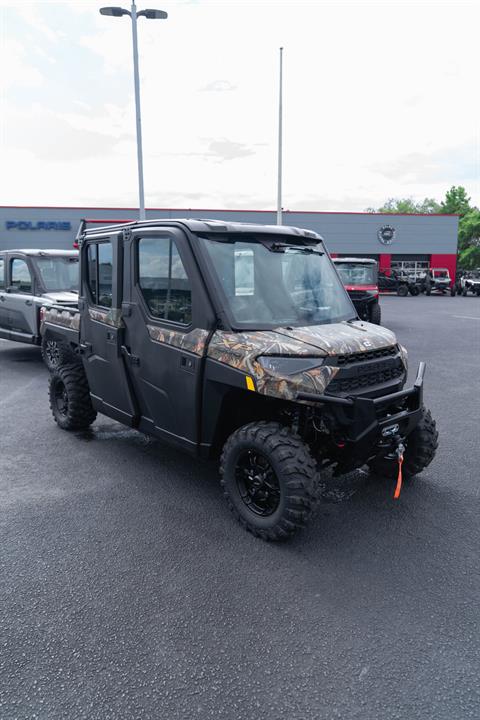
[
  {"xmin": 220, "ymin": 422, "xmax": 318, "ymax": 540},
  {"xmin": 49, "ymin": 364, "xmax": 96, "ymax": 430},
  {"xmin": 397, "ymin": 285, "xmax": 408, "ymax": 297},
  {"xmin": 368, "ymin": 408, "xmax": 438, "ymax": 481}
]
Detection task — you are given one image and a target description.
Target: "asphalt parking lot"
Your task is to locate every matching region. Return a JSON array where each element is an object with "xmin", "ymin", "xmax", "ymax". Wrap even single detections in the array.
[{"xmin": 1, "ymin": 295, "xmax": 479, "ymax": 720}]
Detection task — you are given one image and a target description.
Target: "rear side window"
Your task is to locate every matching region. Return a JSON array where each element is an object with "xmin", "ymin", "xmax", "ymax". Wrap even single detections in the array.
[
  {"xmin": 11, "ymin": 259, "xmax": 32, "ymax": 293},
  {"xmin": 86, "ymin": 242, "xmax": 112, "ymax": 308},
  {"xmin": 138, "ymin": 236, "xmax": 192, "ymax": 325},
  {"xmin": 0, "ymin": 258, "xmax": 4, "ymax": 290}
]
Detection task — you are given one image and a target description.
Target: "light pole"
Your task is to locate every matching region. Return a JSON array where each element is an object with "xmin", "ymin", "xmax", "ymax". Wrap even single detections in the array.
[
  {"xmin": 276, "ymin": 47, "xmax": 283, "ymax": 226},
  {"xmin": 100, "ymin": 3, "xmax": 168, "ymax": 220}
]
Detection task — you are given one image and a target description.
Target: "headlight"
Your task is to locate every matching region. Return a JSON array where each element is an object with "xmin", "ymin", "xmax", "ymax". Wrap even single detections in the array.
[
  {"xmin": 256, "ymin": 356, "xmax": 325, "ymax": 376},
  {"xmin": 399, "ymin": 344, "xmax": 408, "ymax": 372}
]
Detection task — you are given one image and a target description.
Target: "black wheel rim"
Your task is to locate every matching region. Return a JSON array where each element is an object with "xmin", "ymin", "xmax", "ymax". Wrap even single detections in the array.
[
  {"xmin": 235, "ymin": 450, "xmax": 281, "ymax": 517},
  {"xmin": 54, "ymin": 380, "xmax": 69, "ymax": 417},
  {"xmin": 46, "ymin": 341, "xmax": 60, "ymax": 366}
]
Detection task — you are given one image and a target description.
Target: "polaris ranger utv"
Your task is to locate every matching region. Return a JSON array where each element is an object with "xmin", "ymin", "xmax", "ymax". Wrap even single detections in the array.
[
  {"xmin": 333, "ymin": 257, "xmax": 381, "ymax": 324},
  {"xmin": 0, "ymin": 249, "xmax": 78, "ymax": 368},
  {"xmin": 42, "ymin": 219, "xmax": 438, "ymax": 540}
]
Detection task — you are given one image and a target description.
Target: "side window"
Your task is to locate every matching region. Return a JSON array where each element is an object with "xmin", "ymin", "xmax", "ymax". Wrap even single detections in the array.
[
  {"xmin": 87, "ymin": 245, "xmax": 97, "ymax": 303},
  {"xmin": 98, "ymin": 243, "xmax": 113, "ymax": 308},
  {"xmin": 11, "ymin": 259, "xmax": 32, "ymax": 293},
  {"xmin": 138, "ymin": 236, "xmax": 192, "ymax": 325},
  {"xmin": 0, "ymin": 258, "xmax": 4, "ymax": 290},
  {"xmin": 86, "ymin": 242, "xmax": 112, "ymax": 308}
]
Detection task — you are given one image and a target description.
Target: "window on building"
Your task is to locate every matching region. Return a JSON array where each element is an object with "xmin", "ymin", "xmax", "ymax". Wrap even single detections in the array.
[
  {"xmin": 0, "ymin": 258, "xmax": 5, "ymax": 290},
  {"xmin": 10, "ymin": 259, "xmax": 32, "ymax": 293},
  {"xmin": 86, "ymin": 242, "xmax": 112, "ymax": 308},
  {"xmin": 138, "ymin": 236, "xmax": 192, "ymax": 325}
]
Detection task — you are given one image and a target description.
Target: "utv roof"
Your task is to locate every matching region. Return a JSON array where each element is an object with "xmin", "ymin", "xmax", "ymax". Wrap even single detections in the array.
[
  {"xmin": 79, "ymin": 217, "xmax": 324, "ymax": 242},
  {"xmin": 2, "ymin": 249, "xmax": 78, "ymax": 257},
  {"xmin": 333, "ymin": 257, "xmax": 377, "ymax": 264}
]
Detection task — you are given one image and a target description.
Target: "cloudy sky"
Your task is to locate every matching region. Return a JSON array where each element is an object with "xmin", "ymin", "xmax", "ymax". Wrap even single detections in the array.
[{"xmin": 1, "ymin": 0, "xmax": 479, "ymax": 212}]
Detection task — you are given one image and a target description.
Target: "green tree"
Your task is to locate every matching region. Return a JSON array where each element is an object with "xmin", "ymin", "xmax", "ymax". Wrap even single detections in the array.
[
  {"xmin": 366, "ymin": 197, "xmax": 441, "ymax": 214},
  {"xmin": 440, "ymin": 186, "xmax": 472, "ymax": 218},
  {"xmin": 439, "ymin": 187, "xmax": 479, "ymax": 269},
  {"xmin": 457, "ymin": 209, "xmax": 480, "ymax": 269}
]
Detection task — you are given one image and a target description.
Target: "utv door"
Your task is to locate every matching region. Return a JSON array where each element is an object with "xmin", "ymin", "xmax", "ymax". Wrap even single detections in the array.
[
  {"xmin": 80, "ymin": 235, "xmax": 137, "ymax": 425},
  {"xmin": 121, "ymin": 228, "xmax": 210, "ymax": 452},
  {"xmin": 2, "ymin": 256, "xmax": 37, "ymax": 342}
]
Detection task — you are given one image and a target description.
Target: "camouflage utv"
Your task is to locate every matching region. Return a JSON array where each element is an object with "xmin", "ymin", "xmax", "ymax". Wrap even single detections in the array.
[{"xmin": 42, "ymin": 220, "xmax": 438, "ymax": 540}]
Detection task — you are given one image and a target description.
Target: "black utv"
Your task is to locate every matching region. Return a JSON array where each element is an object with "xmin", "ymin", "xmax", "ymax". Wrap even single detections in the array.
[
  {"xmin": 378, "ymin": 269, "xmax": 419, "ymax": 296},
  {"xmin": 42, "ymin": 219, "xmax": 438, "ymax": 540}
]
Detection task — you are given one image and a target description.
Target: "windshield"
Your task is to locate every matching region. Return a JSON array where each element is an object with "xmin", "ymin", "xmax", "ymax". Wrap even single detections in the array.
[
  {"xmin": 200, "ymin": 236, "xmax": 355, "ymax": 328},
  {"xmin": 335, "ymin": 262, "xmax": 377, "ymax": 285},
  {"xmin": 35, "ymin": 256, "xmax": 79, "ymax": 292},
  {"xmin": 433, "ymin": 269, "xmax": 449, "ymax": 278}
]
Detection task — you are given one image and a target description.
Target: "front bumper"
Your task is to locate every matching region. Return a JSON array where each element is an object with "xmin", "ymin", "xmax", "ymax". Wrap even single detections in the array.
[{"xmin": 298, "ymin": 362, "xmax": 426, "ymax": 460}]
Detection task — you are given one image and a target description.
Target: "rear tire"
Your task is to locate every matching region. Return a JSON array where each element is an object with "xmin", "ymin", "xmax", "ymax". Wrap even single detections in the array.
[
  {"xmin": 41, "ymin": 336, "xmax": 77, "ymax": 372},
  {"xmin": 409, "ymin": 286, "xmax": 420, "ymax": 296},
  {"xmin": 49, "ymin": 364, "xmax": 96, "ymax": 431},
  {"xmin": 368, "ymin": 408, "xmax": 438, "ymax": 481},
  {"xmin": 397, "ymin": 285, "xmax": 408, "ymax": 297},
  {"xmin": 450, "ymin": 286, "xmax": 456, "ymax": 297},
  {"xmin": 369, "ymin": 302, "xmax": 381, "ymax": 325},
  {"xmin": 462, "ymin": 287, "xmax": 468, "ymax": 296},
  {"xmin": 220, "ymin": 422, "xmax": 318, "ymax": 540}
]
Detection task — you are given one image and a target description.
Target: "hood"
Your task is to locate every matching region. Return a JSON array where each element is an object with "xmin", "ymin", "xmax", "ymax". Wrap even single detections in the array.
[
  {"xmin": 274, "ymin": 321, "xmax": 397, "ymax": 356},
  {"xmin": 41, "ymin": 291, "xmax": 78, "ymax": 304}
]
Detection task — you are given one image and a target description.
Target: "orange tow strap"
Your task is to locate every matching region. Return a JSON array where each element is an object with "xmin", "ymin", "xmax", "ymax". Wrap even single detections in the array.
[{"xmin": 394, "ymin": 453, "xmax": 403, "ymax": 500}]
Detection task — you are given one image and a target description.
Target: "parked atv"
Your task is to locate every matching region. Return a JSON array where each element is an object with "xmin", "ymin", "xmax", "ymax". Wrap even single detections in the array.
[
  {"xmin": 378, "ymin": 270, "xmax": 419, "ymax": 296},
  {"xmin": 333, "ymin": 257, "xmax": 381, "ymax": 324},
  {"xmin": 419, "ymin": 268, "xmax": 453, "ymax": 296},
  {"xmin": 460, "ymin": 270, "xmax": 480, "ymax": 296}
]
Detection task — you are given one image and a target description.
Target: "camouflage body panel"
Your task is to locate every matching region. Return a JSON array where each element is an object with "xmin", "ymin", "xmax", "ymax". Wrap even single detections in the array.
[
  {"xmin": 275, "ymin": 321, "xmax": 396, "ymax": 356},
  {"xmin": 147, "ymin": 325, "xmax": 210, "ymax": 356},
  {"xmin": 207, "ymin": 321, "xmax": 399, "ymax": 402},
  {"xmin": 88, "ymin": 307, "xmax": 124, "ymax": 328},
  {"xmin": 255, "ymin": 363, "xmax": 340, "ymax": 401},
  {"xmin": 207, "ymin": 330, "xmax": 326, "ymax": 374},
  {"xmin": 207, "ymin": 330, "xmax": 338, "ymax": 401},
  {"xmin": 43, "ymin": 306, "xmax": 80, "ymax": 332}
]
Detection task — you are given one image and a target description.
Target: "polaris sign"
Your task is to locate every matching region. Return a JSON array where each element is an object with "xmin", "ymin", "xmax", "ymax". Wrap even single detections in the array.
[{"xmin": 6, "ymin": 221, "xmax": 72, "ymax": 231}]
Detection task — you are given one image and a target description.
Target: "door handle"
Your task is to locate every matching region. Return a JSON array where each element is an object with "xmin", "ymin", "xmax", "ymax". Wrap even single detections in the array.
[
  {"xmin": 80, "ymin": 341, "xmax": 93, "ymax": 356},
  {"xmin": 25, "ymin": 299, "xmax": 33, "ymax": 306},
  {"xmin": 121, "ymin": 345, "xmax": 140, "ymax": 366}
]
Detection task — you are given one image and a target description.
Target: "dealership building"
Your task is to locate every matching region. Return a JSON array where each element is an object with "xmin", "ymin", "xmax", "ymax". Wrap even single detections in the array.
[{"xmin": 0, "ymin": 206, "xmax": 459, "ymax": 278}]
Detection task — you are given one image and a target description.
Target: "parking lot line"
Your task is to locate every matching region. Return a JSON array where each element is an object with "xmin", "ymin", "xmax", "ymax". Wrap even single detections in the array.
[{"xmin": 451, "ymin": 315, "xmax": 480, "ymax": 320}]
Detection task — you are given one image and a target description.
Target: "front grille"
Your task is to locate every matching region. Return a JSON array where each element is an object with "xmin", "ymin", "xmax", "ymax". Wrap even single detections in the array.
[
  {"xmin": 337, "ymin": 345, "xmax": 398, "ymax": 366},
  {"xmin": 328, "ymin": 365, "xmax": 404, "ymax": 393}
]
